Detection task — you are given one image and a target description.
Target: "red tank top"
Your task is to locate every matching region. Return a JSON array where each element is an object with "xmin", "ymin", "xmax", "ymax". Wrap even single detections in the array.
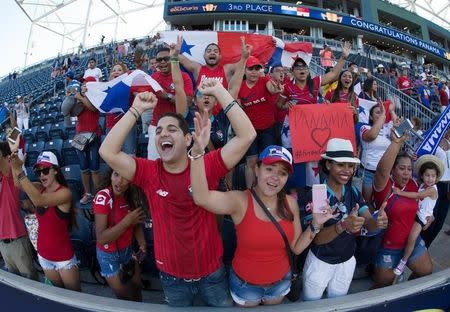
[
  {"xmin": 36, "ymin": 186, "xmax": 74, "ymax": 261},
  {"xmin": 195, "ymin": 65, "xmax": 228, "ymax": 89},
  {"xmin": 232, "ymin": 190, "xmax": 294, "ymax": 285}
]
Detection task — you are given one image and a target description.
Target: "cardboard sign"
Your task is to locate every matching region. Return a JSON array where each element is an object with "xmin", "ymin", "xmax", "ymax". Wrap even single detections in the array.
[{"xmin": 289, "ymin": 103, "xmax": 356, "ymax": 163}]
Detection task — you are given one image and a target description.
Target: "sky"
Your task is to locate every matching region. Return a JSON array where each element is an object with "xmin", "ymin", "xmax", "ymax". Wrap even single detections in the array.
[{"xmin": 0, "ymin": 0, "xmax": 165, "ymax": 78}]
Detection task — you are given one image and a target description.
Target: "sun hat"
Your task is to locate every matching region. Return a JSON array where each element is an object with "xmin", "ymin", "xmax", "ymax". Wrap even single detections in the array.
[
  {"xmin": 414, "ymin": 154, "xmax": 445, "ymax": 181},
  {"xmin": 321, "ymin": 138, "xmax": 360, "ymax": 164},
  {"xmin": 259, "ymin": 145, "xmax": 293, "ymax": 173},
  {"xmin": 34, "ymin": 151, "xmax": 59, "ymax": 168},
  {"xmin": 246, "ymin": 56, "xmax": 262, "ymax": 68},
  {"xmin": 377, "ymin": 64, "xmax": 384, "ymax": 68}
]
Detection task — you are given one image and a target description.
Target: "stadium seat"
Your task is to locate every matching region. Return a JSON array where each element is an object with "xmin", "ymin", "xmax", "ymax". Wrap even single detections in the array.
[
  {"xmin": 44, "ymin": 139, "xmax": 63, "ymax": 165},
  {"xmin": 44, "ymin": 112, "xmax": 58, "ymax": 124},
  {"xmin": 22, "ymin": 126, "xmax": 37, "ymax": 143},
  {"xmin": 49, "ymin": 122, "xmax": 66, "ymax": 140},
  {"xmin": 25, "ymin": 141, "xmax": 45, "ymax": 167},
  {"xmin": 25, "ymin": 166, "xmax": 38, "ymax": 182},
  {"xmin": 62, "ymin": 164, "xmax": 83, "ymax": 201},
  {"xmin": 98, "ymin": 162, "xmax": 110, "ymax": 179},
  {"xmin": 137, "ymin": 133, "xmax": 149, "ymax": 158},
  {"xmin": 61, "ymin": 139, "xmax": 79, "ymax": 166},
  {"xmin": 30, "ymin": 115, "xmax": 44, "ymax": 127},
  {"xmin": 35, "ymin": 124, "xmax": 51, "ymax": 141},
  {"xmin": 65, "ymin": 121, "xmax": 77, "ymax": 139}
]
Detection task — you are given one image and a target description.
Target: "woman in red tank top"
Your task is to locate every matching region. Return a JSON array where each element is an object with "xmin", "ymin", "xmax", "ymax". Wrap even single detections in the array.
[
  {"xmin": 10, "ymin": 146, "xmax": 80, "ymax": 291},
  {"xmin": 189, "ymin": 113, "xmax": 334, "ymax": 307}
]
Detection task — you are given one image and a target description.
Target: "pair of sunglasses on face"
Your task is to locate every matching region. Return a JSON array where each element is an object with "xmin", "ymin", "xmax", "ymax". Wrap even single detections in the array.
[
  {"xmin": 156, "ymin": 56, "xmax": 170, "ymax": 63},
  {"xmin": 34, "ymin": 167, "xmax": 51, "ymax": 176}
]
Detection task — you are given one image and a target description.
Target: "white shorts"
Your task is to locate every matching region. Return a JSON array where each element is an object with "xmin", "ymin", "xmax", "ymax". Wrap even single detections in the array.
[
  {"xmin": 38, "ymin": 254, "xmax": 78, "ymax": 271},
  {"xmin": 302, "ymin": 250, "xmax": 356, "ymax": 301}
]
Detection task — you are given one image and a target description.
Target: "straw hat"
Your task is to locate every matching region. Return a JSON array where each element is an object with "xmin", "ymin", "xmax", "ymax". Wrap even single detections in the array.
[
  {"xmin": 414, "ymin": 154, "xmax": 445, "ymax": 181},
  {"xmin": 321, "ymin": 138, "xmax": 360, "ymax": 164}
]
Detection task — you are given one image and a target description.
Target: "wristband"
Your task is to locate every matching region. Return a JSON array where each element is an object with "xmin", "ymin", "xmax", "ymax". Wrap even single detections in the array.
[
  {"xmin": 128, "ymin": 108, "xmax": 139, "ymax": 121},
  {"xmin": 223, "ymin": 100, "xmax": 238, "ymax": 114},
  {"xmin": 187, "ymin": 148, "xmax": 205, "ymax": 160},
  {"xmin": 129, "ymin": 107, "xmax": 141, "ymax": 121},
  {"xmin": 170, "ymin": 56, "xmax": 179, "ymax": 62},
  {"xmin": 17, "ymin": 171, "xmax": 26, "ymax": 181}
]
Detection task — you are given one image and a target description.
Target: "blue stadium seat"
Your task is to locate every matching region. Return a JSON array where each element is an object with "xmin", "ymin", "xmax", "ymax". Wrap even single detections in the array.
[
  {"xmin": 62, "ymin": 139, "xmax": 79, "ymax": 166},
  {"xmin": 62, "ymin": 164, "xmax": 83, "ymax": 201},
  {"xmin": 98, "ymin": 162, "xmax": 110, "ymax": 178},
  {"xmin": 25, "ymin": 141, "xmax": 45, "ymax": 167},
  {"xmin": 22, "ymin": 126, "xmax": 37, "ymax": 144},
  {"xmin": 65, "ymin": 121, "xmax": 76, "ymax": 139},
  {"xmin": 44, "ymin": 112, "xmax": 58, "ymax": 124},
  {"xmin": 35, "ymin": 124, "xmax": 51, "ymax": 141},
  {"xmin": 137, "ymin": 133, "xmax": 149, "ymax": 158},
  {"xmin": 25, "ymin": 166, "xmax": 38, "ymax": 182},
  {"xmin": 30, "ymin": 115, "xmax": 44, "ymax": 127},
  {"xmin": 48, "ymin": 103, "xmax": 61, "ymax": 114},
  {"xmin": 44, "ymin": 139, "xmax": 63, "ymax": 165},
  {"xmin": 49, "ymin": 122, "xmax": 65, "ymax": 140}
]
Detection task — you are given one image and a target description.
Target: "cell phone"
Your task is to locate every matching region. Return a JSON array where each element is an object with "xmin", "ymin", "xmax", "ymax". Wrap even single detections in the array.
[
  {"xmin": 394, "ymin": 118, "xmax": 413, "ymax": 138},
  {"xmin": 312, "ymin": 184, "xmax": 328, "ymax": 213},
  {"xmin": 7, "ymin": 127, "xmax": 22, "ymax": 144}
]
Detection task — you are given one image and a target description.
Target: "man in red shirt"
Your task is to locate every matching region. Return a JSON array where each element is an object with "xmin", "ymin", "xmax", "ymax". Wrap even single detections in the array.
[
  {"xmin": 396, "ymin": 67, "xmax": 412, "ymax": 96},
  {"xmin": 0, "ymin": 141, "xmax": 38, "ymax": 281},
  {"xmin": 99, "ymin": 78, "xmax": 256, "ymax": 306}
]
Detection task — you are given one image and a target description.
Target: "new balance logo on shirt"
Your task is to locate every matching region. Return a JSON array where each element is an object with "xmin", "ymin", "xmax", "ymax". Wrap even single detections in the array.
[{"xmin": 156, "ymin": 189, "xmax": 169, "ymax": 197}]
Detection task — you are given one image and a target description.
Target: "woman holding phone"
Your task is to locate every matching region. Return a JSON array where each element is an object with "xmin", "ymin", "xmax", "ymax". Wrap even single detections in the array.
[{"xmin": 189, "ymin": 111, "xmax": 335, "ymax": 306}]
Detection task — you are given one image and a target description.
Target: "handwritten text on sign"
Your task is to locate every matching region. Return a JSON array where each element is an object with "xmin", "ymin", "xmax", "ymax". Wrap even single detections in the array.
[{"xmin": 289, "ymin": 103, "xmax": 356, "ymax": 163}]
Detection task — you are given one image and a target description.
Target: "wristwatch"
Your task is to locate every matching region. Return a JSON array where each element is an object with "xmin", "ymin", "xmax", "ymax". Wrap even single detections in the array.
[{"xmin": 309, "ymin": 222, "xmax": 320, "ymax": 234}]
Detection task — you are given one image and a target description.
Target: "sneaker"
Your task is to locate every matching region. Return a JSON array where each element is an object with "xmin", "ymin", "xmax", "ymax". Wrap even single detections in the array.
[
  {"xmin": 393, "ymin": 259, "xmax": 407, "ymax": 276},
  {"xmin": 80, "ymin": 193, "xmax": 93, "ymax": 205}
]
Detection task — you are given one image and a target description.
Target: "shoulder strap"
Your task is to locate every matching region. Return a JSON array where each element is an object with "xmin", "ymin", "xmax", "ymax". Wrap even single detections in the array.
[{"xmin": 250, "ymin": 189, "xmax": 295, "ymax": 272}]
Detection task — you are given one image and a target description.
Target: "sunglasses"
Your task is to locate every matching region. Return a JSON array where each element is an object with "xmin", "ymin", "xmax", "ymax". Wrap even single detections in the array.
[
  {"xmin": 34, "ymin": 167, "xmax": 51, "ymax": 176},
  {"xmin": 156, "ymin": 56, "xmax": 170, "ymax": 63},
  {"xmin": 247, "ymin": 65, "xmax": 262, "ymax": 71},
  {"xmin": 293, "ymin": 65, "xmax": 308, "ymax": 70}
]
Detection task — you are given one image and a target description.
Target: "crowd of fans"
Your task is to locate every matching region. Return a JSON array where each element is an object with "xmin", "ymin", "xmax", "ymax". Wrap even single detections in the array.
[{"xmin": 1, "ymin": 34, "xmax": 450, "ymax": 308}]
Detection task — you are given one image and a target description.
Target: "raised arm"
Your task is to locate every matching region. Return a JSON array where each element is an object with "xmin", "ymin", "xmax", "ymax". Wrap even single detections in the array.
[
  {"xmin": 175, "ymin": 36, "xmax": 201, "ymax": 80},
  {"xmin": 228, "ymin": 37, "xmax": 251, "ymax": 99},
  {"xmin": 373, "ymin": 132, "xmax": 407, "ymax": 191},
  {"xmin": 190, "ymin": 110, "xmax": 242, "ymax": 216},
  {"xmin": 362, "ymin": 103, "xmax": 386, "ymax": 142},
  {"xmin": 99, "ymin": 92, "xmax": 157, "ymax": 181},
  {"xmin": 76, "ymin": 84, "xmax": 97, "ymax": 112},
  {"xmin": 198, "ymin": 79, "xmax": 256, "ymax": 169},
  {"xmin": 321, "ymin": 41, "xmax": 351, "ymax": 86},
  {"xmin": 170, "ymin": 36, "xmax": 188, "ymax": 116}
]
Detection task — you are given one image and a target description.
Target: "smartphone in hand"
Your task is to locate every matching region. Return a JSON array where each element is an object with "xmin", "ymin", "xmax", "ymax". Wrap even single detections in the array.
[
  {"xmin": 7, "ymin": 127, "xmax": 22, "ymax": 144},
  {"xmin": 394, "ymin": 118, "xmax": 413, "ymax": 138},
  {"xmin": 312, "ymin": 184, "xmax": 328, "ymax": 213}
]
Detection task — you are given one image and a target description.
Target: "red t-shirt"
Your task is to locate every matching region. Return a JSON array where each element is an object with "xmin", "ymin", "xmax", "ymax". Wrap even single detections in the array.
[
  {"xmin": 195, "ymin": 65, "xmax": 228, "ymax": 89},
  {"xmin": 0, "ymin": 166, "xmax": 26, "ymax": 239},
  {"xmin": 93, "ymin": 188, "xmax": 134, "ymax": 252},
  {"xmin": 105, "ymin": 113, "xmax": 122, "ymax": 130},
  {"xmin": 373, "ymin": 177, "xmax": 418, "ymax": 249},
  {"xmin": 36, "ymin": 187, "xmax": 74, "ymax": 261},
  {"xmin": 238, "ymin": 76, "xmax": 276, "ymax": 130},
  {"xmin": 439, "ymin": 89, "xmax": 449, "ymax": 107},
  {"xmin": 131, "ymin": 149, "xmax": 228, "ymax": 279},
  {"xmin": 76, "ymin": 107, "xmax": 100, "ymax": 135},
  {"xmin": 151, "ymin": 71, "xmax": 194, "ymax": 126},
  {"xmin": 324, "ymin": 90, "xmax": 360, "ymax": 107},
  {"xmin": 396, "ymin": 76, "xmax": 412, "ymax": 95},
  {"xmin": 282, "ymin": 76, "xmax": 321, "ymax": 105},
  {"xmin": 233, "ymin": 191, "xmax": 293, "ymax": 284}
]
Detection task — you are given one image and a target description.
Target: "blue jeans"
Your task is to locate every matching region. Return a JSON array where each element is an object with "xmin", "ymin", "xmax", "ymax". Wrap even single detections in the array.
[
  {"xmin": 159, "ymin": 265, "xmax": 232, "ymax": 307},
  {"xmin": 96, "ymin": 246, "xmax": 132, "ymax": 278},
  {"xmin": 76, "ymin": 135, "xmax": 100, "ymax": 172},
  {"xmin": 375, "ymin": 236, "xmax": 427, "ymax": 269}
]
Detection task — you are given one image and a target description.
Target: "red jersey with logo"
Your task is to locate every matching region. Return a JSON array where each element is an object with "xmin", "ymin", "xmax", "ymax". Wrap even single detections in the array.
[
  {"xmin": 396, "ymin": 76, "xmax": 412, "ymax": 95},
  {"xmin": 324, "ymin": 90, "xmax": 360, "ymax": 107},
  {"xmin": 238, "ymin": 76, "xmax": 276, "ymax": 130},
  {"xmin": 195, "ymin": 65, "xmax": 228, "ymax": 89},
  {"xmin": 282, "ymin": 76, "xmax": 321, "ymax": 104},
  {"xmin": 36, "ymin": 187, "xmax": 74, "ymax": 261},
  {"xmin": 151, "ymin": 71, "xmax": 194, "ymax": 126},
  {"xmin": 76, "ymin": 107, "xmax": 100, "ymax": 136},
  {"xmin": 93, "ymin": 188, "xmax": 134, "ymax": 252},
  {"xmin": 373, "ymin": 177, "xmax": 418, "ymax": 249},
  {"xmin": 132, "ymin": 149, "xmax": 228, "ymax": 279}
]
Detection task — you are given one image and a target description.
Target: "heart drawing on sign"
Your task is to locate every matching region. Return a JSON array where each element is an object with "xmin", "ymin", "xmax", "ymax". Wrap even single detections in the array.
[{"xmin": 311, "ymin": 128, "xmax": 331, "ymax": 148}]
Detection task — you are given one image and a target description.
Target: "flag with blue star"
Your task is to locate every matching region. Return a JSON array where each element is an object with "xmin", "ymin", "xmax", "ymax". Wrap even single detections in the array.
[
  {"xmin": 85, "ymin": 70, "xmax": 162, "ymax": 113},
  {"xmin": 358, "ymin": 98, "xmax": 377, "ymax": 124}
]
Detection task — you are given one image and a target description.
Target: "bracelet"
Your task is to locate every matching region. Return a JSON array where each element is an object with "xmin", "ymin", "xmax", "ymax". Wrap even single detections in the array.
[
  {"xmin": 223, "ymin": 100, "xmax": 238, "ymax": 114},
  {"xmin": 187, "ymin": 147, "xmax": 205, "ymax": 160},
  {"xmin": 170, "ymin": 60, "xmax": 179, "ymax": 64},
  {"xmin": 129, "ymin": 107, "xmax": 141, "ymax": 121},
  {"xmin": 128, "ymin": 108, "xmax": 139, "ymax": 121},
  {"xmin": 17, "ymin": 171, "xmax": 26, "ymax": 181},
  {"xmin": 170, "ymin": 56, "xmax": 179, "ymax": 62}
]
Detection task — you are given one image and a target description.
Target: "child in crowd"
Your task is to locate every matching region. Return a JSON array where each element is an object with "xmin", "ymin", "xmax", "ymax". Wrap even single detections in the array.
[{"xmin": 392, "ymin": 154, "xmax": 444, "ymax": 275}]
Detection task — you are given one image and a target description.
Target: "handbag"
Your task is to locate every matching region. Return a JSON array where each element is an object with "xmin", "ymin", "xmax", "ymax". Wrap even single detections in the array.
[
  {"xmin": 250, "ymin": 189, "xmax": 301, "ymax": 302},
  {"xmin": 71, "ymin": 132, "xmax": 95, "ymax": 151}
]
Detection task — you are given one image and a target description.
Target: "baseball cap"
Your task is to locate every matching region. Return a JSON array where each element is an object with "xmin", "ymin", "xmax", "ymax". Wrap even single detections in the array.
[
  {"xmin": 246, "ymin": 56, "xmax": 262, "ymax": 68},
  {"xmin": 83, "ymin": 76, "xmax": 97, "ymax": 83},
  {"xmin": 377, "ymin": 64, "xmax": 384, "ymax": 68},
  {"xmin": 34, "ymin": 151, "xmax": 59, "ymax": 168},
  {"xmin": 259, "ymin": 145, "xmax": 293, "ymax": 173}
]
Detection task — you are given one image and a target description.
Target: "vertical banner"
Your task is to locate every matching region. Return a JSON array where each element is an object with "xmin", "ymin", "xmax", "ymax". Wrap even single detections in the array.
[
  {"xmin": 416, "ymin": 105, "xmax": 450, "ymax": 156},
  {"xmin": 289, "ymin": 103, "xmax": 356, "ymax": 163}
]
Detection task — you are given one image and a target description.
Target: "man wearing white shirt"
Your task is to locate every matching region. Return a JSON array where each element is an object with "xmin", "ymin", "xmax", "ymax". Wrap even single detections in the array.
[{"xmin": 83, "ymin": 58, "xmax": 103, "ymax": 81}]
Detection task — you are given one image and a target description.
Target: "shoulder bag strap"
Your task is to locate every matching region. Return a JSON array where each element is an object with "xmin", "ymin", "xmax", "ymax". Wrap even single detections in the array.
[{"xmin": 250, "ymin": 189, "xmax": 295, "ymax": 272}]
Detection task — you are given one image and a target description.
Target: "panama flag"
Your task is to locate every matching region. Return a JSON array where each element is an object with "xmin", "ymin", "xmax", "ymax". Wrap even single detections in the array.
[
  {"xmin": 85, "ymin": 70, "xmax": 162, "ymax": 113},
  {"xmin": 358, "ymin": 98, "xmax": 378, "ymax": 124},
  {"xmin": 159, "ymin": 31, "xmax": 276, "ymax": 65},
  {"xmin": 268, "ymin": 38, "xmax": 313, "ymax": 68}
]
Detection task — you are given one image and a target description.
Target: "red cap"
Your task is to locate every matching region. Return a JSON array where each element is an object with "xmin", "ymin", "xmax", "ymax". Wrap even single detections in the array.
[
  {"xmin": 83, "ymin": 76, "xmax": 97, "ymax": 82},
  {"xmin": 246, "ymin": 56, "xmax": 262, "ymax": 68}
]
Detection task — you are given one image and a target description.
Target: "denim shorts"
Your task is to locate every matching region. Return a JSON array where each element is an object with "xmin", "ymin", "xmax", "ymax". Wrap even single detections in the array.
[
  {"xmin": 38, "ymin": 254, "xmax": 78, "ymax": 271},
  {"xmin": 96, "ymin": 246, "xmax": 132, "ymax": 278},
  {"xmin": 375, "ymin": 236, "xmax": 427, "ymax": 269},
  {"xmin": 229, "ymin": 267, "xmax": 291, "ymax": 305},
  {"xmin": 159, "ymin": 265, "xmax": 232, "ymax": 307},
  {"xmin": 246, "ymin": 126, "xmax": 276, "ymax": 157},
  {"xmin": 76, "ymin": 135, "xmax": 100, "ymax": 172}
]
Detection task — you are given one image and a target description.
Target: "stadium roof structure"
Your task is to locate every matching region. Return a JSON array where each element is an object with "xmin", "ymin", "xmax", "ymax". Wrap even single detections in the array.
[
  {"xmin": 386, "ymin": 0, "xmax": 450, "ymax": 32},
  {"xmin": 14, "ymin": 0, "xmax": 165, "ymax": 66}
]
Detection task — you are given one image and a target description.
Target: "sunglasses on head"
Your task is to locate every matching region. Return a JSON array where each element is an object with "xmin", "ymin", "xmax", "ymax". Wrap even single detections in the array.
[
  {"xmin": 156, "ymin": 56, "xmax": 170, "ymax": 63},
  {"xmin": 34, "ymin": 167, "xmax": 51, "ymax": 176}
]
